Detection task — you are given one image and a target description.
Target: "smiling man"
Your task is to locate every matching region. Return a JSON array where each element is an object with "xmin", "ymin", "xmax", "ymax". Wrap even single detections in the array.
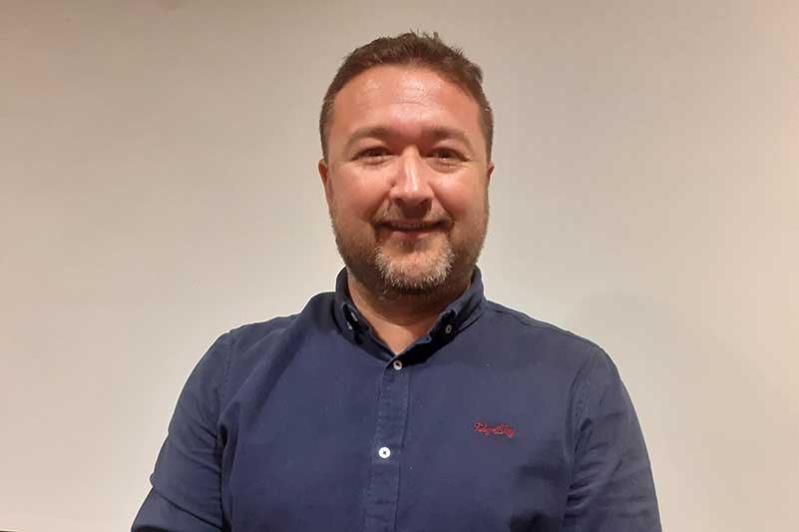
[
  {"xmin": 319, "ymin": 63, "xmax": 493, "ymax": 355},
  {"xmin": 133, "ymin": 32, "xmax": 661, "ymax": 532}
]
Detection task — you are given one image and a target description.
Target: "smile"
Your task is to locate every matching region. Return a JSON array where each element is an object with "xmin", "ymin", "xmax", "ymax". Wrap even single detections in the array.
[
  {"xmin": 381, "ymin": 221, "xmax": 444, "ymax": 236},
  {"xmin": 380, "ymin": 221, "xmax": 445, "ymax": 239}
]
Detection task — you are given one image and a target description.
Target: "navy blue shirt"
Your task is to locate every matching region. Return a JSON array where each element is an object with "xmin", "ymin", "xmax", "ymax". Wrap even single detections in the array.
[{"xmin": 133, "ymin": 268, "xmax": 660, "ymax": 531}]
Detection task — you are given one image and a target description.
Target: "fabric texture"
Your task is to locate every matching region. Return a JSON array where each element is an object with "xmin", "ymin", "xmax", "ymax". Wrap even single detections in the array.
[{"xmin": 132, "ymin": 268, "xmax": 661, "ymax": 531}]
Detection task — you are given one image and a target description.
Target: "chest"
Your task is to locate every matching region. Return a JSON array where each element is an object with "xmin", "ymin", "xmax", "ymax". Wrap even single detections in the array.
[{"xmin": 220, "ymin": 351, "xmax": 573, "ymax": 532}]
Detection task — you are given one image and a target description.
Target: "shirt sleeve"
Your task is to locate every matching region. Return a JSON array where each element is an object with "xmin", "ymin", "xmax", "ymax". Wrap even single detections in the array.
[
  {"xmin": 562, "ymin": 348, "xmax": 662, "ymax": 532},
  {"xmin": 132, "ymin": 333, "xmax": 232, "ymax": 532}
]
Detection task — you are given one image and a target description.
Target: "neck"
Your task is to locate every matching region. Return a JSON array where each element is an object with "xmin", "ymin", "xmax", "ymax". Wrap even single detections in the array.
[{"xmin": 347, "ymin": 271, "xmax": 470, "ymax": 355}]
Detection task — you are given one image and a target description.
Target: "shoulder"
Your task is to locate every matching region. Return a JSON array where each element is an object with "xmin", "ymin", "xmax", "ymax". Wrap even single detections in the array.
[
  {"xmin": 209, "ymin": 291, "xmax": 334, "ymax": 391},
  {"xmin": 481, "ymin": 299, "xmax": 611, "ymax": 368},
  {"xmin": 480, "ymin": 300, "xmax": 625, "ymax": 426},
  {"xmin": 478, "ymin": 299, "xmax": 623, "ymax": 403},
  {"xmin": 225, "ymin": 313, "xmax": 300, "ymax": 354},
  {"xmin": 183, "ymin": 292, "xmax": 333, "ymax": 402},
  {"xmin": 223, "ymin": 291, "xmax": 334, "ymax": 358}
]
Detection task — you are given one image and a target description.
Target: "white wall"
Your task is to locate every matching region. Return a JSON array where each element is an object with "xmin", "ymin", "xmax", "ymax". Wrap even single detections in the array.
[{"xmin": 2, "ymin": 1, "xmax": 796, "ymax": 530}]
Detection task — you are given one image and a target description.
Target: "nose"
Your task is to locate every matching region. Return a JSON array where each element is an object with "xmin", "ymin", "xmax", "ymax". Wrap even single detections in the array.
[{"xmin": 389, "ymin": 148, "xmax": 434, "ymax": 209}]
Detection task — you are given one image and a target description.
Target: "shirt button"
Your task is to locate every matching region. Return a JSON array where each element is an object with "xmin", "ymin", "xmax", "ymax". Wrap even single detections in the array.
[
  {"xmin": 346, "ymin": 322, "xmax": 353, "ymax": 330},
  {"xmin": 378, "ymin": 446, "xmax": 391, "ymax": 459},
  {"xmin": 392, "ymin": 360, "xmax": 403, "ymax": 371},
  {"xmin": 444, "ymin": 324, "xmax": 453, "ymax": 334},
  {"xmin": 349, "ymin": 311, "xmax": 359, "ymax": 323}
]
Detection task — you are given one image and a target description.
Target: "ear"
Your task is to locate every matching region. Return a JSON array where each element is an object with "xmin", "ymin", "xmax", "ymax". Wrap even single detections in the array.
[
  {"xmin": 318, "ymin": 158, "xmax": 332, "ymax": 201},
  {"xmin": 486, "ymin": 161, "xmax": 495, "ymax": 186},
  {"xmin": 318, "ymin": 158, "xmax": 329, "ymax": 185}
]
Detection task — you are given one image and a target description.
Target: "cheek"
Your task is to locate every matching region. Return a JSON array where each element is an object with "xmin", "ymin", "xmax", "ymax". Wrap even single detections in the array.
[
  {"xmin": 331, "ymin": 175, "xmax": 388, "ymax": 221},
  {"xmin": 434, "ymin": 179, "xmax": 486, "ymax": 222}
]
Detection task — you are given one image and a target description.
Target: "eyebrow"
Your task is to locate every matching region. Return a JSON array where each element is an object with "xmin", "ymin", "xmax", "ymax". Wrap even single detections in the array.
[{"xmin": 343, "ymin": 126, "xmax": 476, "ymax": 156}]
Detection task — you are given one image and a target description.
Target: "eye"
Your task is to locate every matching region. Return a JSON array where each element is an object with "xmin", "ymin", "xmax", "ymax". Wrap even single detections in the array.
[
  {"xmin": 428, "ymin": 148, "xmax": 463, "ymax": 164},
  {"xmin": 356, "ymin": 147, "xmax": 391, "ymax": 163}
]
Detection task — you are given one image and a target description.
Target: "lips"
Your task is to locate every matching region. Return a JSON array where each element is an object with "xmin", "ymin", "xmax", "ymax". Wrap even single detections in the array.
[
  {"xmin": 383, "ymin": 221, "xmax": 442, "ymax": 231},
  {"xmin": 379, "ymin": 220, "xmax": 446, "ymax": 239},
  {"xmin": 380, "ymin": 220, "xmax": 447, "ymax": 233}
]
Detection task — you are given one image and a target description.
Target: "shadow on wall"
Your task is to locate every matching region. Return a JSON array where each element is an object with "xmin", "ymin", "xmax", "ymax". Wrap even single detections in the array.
[{"xmin": 567, "ymin": 291, "xmax": 797, "ymax": 531}]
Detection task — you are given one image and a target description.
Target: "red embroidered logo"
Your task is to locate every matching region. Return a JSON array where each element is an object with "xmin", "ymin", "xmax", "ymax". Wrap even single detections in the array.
[{"xmin": 473, "ymin": 421, "xmax": 516, "ymax": 439}]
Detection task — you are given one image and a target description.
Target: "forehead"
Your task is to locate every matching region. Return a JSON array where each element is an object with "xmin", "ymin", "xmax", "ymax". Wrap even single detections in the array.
[{"xmin": 329, "ymin": 65, "xmax": 483, "ymax": 149}]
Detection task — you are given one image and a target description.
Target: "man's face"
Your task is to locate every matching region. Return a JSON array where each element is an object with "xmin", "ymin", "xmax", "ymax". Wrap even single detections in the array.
[{"xmin": 319, "ymin": 65, "xmax": 493, "ymax": 296}]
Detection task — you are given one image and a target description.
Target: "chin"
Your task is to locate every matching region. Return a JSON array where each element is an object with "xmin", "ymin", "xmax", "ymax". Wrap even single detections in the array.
[{"xmin": 376, "ymin": 250, "xmax": 454, "ymax": 293}]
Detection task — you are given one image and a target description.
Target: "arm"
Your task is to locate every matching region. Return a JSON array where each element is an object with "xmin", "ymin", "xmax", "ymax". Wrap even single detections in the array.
[
  {"xmin": 562, "ymin": 349, "xmax": 662, "ymax": 532},
  {"xmin": 132, "ymin": 334, "xmax": 231, "ymax": 532}
]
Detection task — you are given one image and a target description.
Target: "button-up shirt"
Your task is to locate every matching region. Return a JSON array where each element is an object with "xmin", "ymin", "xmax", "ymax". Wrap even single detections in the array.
[{"xmin": 132, "ymin": 268, "xmax": 661, "ymax": 531}]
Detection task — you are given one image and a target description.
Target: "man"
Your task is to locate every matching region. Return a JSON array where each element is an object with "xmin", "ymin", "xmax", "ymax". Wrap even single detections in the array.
[{"xmin": 133, "ymin": 32, "xmax": 661, "ymax": 531}]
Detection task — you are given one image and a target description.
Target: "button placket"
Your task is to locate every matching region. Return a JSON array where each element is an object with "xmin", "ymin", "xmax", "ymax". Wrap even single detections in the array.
[{"xmin": 363, "ymin": 358, "xmax": 410, "ymax": 532}]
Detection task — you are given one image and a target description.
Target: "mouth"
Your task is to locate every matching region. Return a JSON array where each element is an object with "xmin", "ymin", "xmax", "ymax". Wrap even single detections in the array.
[{"xmin": 379, "ymin": 220, "xmax": 447, "ymax": 239}]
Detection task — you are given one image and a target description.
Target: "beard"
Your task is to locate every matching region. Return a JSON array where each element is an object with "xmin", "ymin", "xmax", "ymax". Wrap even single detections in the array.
[
  {"xmin": 369, "ymin": 232, "xmax": 457, "ymax": 296},
  {"xmin": 329, "ymin": 200, "xmax": 488, "ymax": 299}
]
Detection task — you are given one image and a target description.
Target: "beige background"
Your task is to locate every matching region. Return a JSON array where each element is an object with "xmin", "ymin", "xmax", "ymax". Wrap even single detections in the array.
[{"xmin": 2, "ymin": 1, "xmax": 797, "ymax": 531}]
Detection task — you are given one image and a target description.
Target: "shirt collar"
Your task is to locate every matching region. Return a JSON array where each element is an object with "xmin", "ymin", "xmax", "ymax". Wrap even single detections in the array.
[{"xmin": 333, "ymin": 267, "xmax": 485, "ymax": 341}]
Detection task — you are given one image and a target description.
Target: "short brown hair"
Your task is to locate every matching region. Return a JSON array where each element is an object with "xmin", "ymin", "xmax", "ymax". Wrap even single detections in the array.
[{"xmin": 319, "ymin": 31, "xmax": 493, "ymax": 161}]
